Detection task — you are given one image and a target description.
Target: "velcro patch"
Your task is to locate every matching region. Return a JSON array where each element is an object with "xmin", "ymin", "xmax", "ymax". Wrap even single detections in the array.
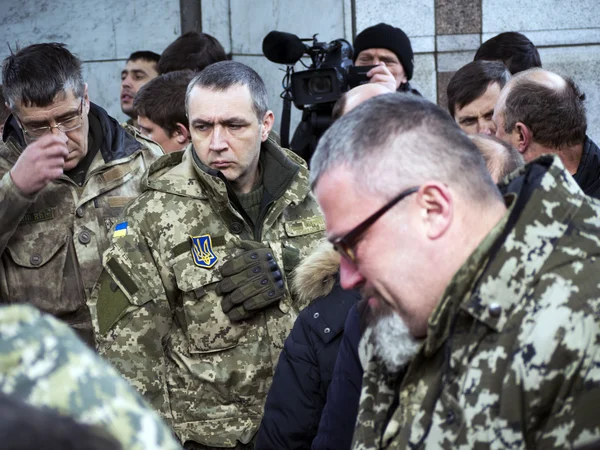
[{"xmin": 284, "ymin": 217, "xmax": 325, "ymax": 236}]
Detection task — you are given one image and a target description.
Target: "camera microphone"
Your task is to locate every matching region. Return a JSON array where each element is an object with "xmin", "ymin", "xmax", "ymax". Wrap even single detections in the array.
[{"xmin": 262, "ymin": 31, "xmax": 307, "ymax": 65}]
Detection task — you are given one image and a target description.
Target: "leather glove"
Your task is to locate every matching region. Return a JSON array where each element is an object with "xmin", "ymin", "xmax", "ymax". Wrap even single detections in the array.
[{"xmin": 216, "ymin": 242, "xmax": 285, "ymax": 321}]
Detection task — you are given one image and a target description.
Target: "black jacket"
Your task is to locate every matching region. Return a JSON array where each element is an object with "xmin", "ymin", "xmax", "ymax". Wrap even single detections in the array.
[
  {"xmin": 573, "ymin": 136, "xmax": 600, "ymax": 199},
  {"xmin": 256, "ymin": 243, "xmax": 360, "ymax": 450}
]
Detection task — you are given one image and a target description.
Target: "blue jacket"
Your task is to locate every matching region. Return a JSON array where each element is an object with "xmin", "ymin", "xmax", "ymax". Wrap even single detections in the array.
[{"xmin": 256, "ymin": 244, "xmax": 360, "ymax": 450}]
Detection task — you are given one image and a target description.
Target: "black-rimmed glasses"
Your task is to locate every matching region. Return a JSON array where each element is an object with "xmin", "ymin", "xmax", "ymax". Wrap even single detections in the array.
[{"xmin": 331, "ymin": 186, "xmax": 420, "ymax": 262}]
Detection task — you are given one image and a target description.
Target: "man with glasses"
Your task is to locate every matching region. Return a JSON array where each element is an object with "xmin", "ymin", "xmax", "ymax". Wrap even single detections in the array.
[
  {"xmin": 311, "ymin": 93, "xmax": 600, "ymax": 448},
  {"xmin": 0, "ymin": 43, "xmax": 162, "ymax": 347}
]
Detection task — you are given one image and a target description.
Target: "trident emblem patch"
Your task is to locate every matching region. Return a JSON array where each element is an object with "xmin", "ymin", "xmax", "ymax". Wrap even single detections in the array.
[{"xmin": 191, "ymin": 235, "xmax": 218, "ymax": 268}]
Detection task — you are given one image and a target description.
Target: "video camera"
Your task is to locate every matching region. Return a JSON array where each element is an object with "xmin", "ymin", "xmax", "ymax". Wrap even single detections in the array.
[{"xmin": 262, "ymin": 31, "xmax": 372, "ymax": 162}]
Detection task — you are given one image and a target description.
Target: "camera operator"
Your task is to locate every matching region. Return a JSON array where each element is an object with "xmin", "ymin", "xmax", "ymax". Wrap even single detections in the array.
[{"xmin": 353, "ymin": 22, "xmax": 420, "ymax": 95}]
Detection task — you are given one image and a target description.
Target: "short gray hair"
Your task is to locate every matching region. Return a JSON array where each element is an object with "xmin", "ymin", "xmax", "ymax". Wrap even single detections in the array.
[
  {"xmin": 185, "ymin": 61, "xmax": 269, "ymax": 121},
  {"xmin": 310, "ymin": 93, "xmax": 502, "ymax": 205}
]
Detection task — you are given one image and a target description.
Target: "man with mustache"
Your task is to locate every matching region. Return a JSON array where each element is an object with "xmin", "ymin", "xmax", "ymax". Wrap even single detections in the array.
[
  {"xmin": 90, "ymin": 61, "xmax": 324, "ymax": 449},
  {"xmin": 311, "ymin": 93, "xmax": 600, "ymax": 449}
]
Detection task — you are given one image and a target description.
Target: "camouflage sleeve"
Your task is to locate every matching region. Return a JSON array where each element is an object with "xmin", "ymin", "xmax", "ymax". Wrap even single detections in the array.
[
  {"xmin": 0, "ymin": 170, "xmax": 36, "ymax": 256},
  {"xmin": 88, "ymin": 217, "xmax": 175, "ymax": 422},
  {"xmin": 0, "ymin": 304, "xmax": 182, "ymax": 450},
  {"xmin": 511, "ymin": 265, "xmax": 600, "ymax": 448}
]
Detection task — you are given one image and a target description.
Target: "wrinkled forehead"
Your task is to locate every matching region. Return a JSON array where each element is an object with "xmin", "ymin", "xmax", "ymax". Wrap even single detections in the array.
[
  {"xmin": 15, "ymin": 89, "xmax": 81, "ymax": 119},
  {"xmin": 188, "ymin": 84, "xmax": 256, "ymax": 118}
]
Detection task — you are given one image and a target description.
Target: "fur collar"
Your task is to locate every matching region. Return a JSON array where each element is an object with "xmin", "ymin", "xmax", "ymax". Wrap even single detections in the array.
[{"xmin": 292, "ymin": 240, "xmax": 340, "ymax": 304}]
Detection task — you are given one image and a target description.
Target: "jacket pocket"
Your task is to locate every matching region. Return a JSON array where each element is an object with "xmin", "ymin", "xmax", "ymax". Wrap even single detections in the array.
[
  {"xmin": 172, "ymin": 250, "xmax": 249, "ymax": 354},
  {"xmin": 3, "ymin": 234, "xmax": 85, "ymax": 317}
]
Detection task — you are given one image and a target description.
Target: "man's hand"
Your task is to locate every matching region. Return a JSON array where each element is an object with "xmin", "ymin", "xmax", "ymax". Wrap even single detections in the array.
[
  {"xmin": 10, "ymin": 135, "xmax": 69, "ymax": 196},
  {"xmin": 216, "ymin": 242, "xmax": 285, "ymax": 322},
  {"xmin": 367, "ymin": 62, "xmax": 398, "ymax": 92}
]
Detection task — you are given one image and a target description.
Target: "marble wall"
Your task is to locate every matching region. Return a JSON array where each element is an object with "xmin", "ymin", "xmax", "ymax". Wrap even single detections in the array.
[
  {"xmin": 0, "ymin": 0, "xmax": 181, "ymax": 124},
  {"xmin": 1, "ymin": 0, "xmax": 598, "ymax": 140}
]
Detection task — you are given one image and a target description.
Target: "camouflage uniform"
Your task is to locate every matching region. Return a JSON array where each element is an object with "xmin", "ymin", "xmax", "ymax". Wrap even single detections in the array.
[
  {"xmin": 353, "ymin": 155, "xmax": 600, "ymax": 449},
  {"xmin": 0, "ymin": 304, "xmax": 182, "ymax": 450},
  {"xmin": 89, "ymin": 137, "xmax": 324, "ymax": 447},
  {"xmin": 0, "ymin": 104, "xmax": 163, "ymax": 346}
]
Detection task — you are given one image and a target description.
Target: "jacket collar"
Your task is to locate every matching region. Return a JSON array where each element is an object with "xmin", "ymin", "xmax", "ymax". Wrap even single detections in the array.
[
  {"xmin": 573, "ymin": 136, "xmax": 600, "ymax": 196},
  {"xmin": 2, "ymin": 102, "xmax": 142, "ymax": 165},
  {"xmin": 144, "ymin": 136, "xmax": 310, "ymax": 206},
  {"xmin": 424, "ymin": 155, "xmax": 584, "ymax": 355}
]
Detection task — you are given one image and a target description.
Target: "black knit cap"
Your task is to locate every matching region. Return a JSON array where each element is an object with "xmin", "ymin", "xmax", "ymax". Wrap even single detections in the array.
[{"xmin": 353, "ymin": 23, "xmax": 414, "ymax": 81}]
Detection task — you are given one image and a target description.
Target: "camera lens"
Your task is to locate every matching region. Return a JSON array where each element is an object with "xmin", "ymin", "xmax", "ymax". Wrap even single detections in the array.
[{"xmin": 308, "ymin": 76, "xmax": 332, "ymax": 95}]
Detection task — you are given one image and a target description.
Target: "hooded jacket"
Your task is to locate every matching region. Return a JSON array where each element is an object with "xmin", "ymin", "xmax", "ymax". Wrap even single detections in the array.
[
  {"xmin": 256, "ymin": 242, "xmax": 360, "ymax": 449},
  {"xmin": 353, "ymin": 155, "xmax": 600, "ymax": 449},
  {"xmin": 90, "ymin": 138, "xmax": 325, "ymax": 447}
]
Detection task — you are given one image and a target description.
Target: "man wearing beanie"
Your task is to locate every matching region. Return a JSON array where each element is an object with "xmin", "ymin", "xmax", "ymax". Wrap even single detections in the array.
[{"xmin": 353, "ymin": 23, "xmax": 419, "ymax": 95}]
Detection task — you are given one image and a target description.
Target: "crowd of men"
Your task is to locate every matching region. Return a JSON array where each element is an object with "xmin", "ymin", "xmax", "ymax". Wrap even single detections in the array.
[{"xmin": 0, "ymin": 21, "xmax": 599, "ymax": 450}]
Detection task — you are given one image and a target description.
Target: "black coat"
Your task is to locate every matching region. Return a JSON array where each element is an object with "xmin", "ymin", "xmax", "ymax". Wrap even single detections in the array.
[
  {"xmin": 573, "ymin": 136, "xmax": 600, "ymax": 199},
  {"xmin": 256, "ymin": 245, "xmax": 360, "ymax": 450}
]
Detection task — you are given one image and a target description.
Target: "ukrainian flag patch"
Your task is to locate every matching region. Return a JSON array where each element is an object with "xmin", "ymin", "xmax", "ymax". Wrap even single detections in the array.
[
  {"xmin": 191, "ymin": 235, "xmax": 218, "ymax": 268},
  {"xmin": 113, "ymin": 221, "xmax": 128, "ymax": 238}
]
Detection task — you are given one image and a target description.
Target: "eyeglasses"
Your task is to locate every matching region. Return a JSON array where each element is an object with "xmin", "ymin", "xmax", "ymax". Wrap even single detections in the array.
[
  {"xmin": 331, "ymin": 186, "xmax": 420, "ymax": 262},
  {"xmin": 18, "ymin": 98, "xmax": 84, "ymax": 141}
]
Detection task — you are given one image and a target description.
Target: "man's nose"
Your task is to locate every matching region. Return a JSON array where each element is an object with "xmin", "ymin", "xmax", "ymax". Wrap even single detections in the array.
[
  {"xmin": 121, "ymin": 75, "xmax": 132, "ymax": 89},
  {"xmin": 339, "ymin": 256, "xmax": 365, "ymax": 290},
  {"xmin": 209, "ymin": 126, "xmax": 227, "ymax": 151},
  {"xmin": 479, "ymin": 120, "xmax": 496, "ymax": 136}
]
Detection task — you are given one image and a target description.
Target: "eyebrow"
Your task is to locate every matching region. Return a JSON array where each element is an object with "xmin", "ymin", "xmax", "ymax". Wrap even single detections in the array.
[{"xmin": 191, "ymin": 117, "xmax": 252, "ymax": 127}]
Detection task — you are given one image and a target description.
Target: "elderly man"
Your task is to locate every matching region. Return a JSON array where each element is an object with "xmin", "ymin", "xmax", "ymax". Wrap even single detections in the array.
[
  {"xmin": 90, "ymin": 61, "xmax": 324, "ymax": 449},
  {"xmin": 0, "ymin": 43, "xmax": 162, "ymax": 346},
  {"xmin": 311, "ymin": 93, "xmax": 600, "ymax": 449},
  {"xmin": 447, "ymin": 60, "xmax": 510, "ymax": 135},
  {"xmin": 493, "ymin": 68, "xmax": 600, "ymax": 198}
]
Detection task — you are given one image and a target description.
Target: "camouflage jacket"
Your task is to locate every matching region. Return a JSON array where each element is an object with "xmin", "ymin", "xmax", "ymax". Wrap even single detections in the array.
[
  {"xmin": 0, "ymin": 304, "xmax": 182, "ymax": 450},
  {"xmin": 0, "ymin": 104, "xmax": 163, "ymax": 346},
  {"xmin": 353, "ymin": 155, "xmax": 600, "ymax": 450},
  {"xmin": 89, "ymin": 138, "xmax": 324, "ymax": 447}
]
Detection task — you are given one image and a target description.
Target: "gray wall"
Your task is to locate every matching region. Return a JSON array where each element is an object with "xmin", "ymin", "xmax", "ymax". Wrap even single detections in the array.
[{"xmin": 0, "ymin": 0, "xmax": 598, "ymax": 140}]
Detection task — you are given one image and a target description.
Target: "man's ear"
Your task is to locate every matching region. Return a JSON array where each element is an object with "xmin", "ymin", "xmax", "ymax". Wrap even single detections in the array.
[
  {"xmin": 415, "ymin": 182, "xmax": 453, "ymax": 240},
  {"xmin": 261, "ymin": 110, "xmax": 275, "ymax": 142},
  {"xmin": 173, "ymin": 123, "xmax": 190, "ymax": 144},
  {"xmin": 514, "ymin": 122, "xmax": 532, "ymax": 154}
]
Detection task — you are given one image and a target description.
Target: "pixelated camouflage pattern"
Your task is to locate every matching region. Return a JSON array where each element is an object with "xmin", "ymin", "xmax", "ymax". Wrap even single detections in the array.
[
  {"xmin": 0, "ymin": 127, "xmax": 163, "ymax": 345},
  {"xmin": 353, "ymin": 155, "xmax": 600, "ymax": 449},
  {"xmin": 0, "ymin": 304, "xmax": 182, "ymax": 450},
  {"xmin": 89, "ymin": 137, "xmax": 324, "ymax": 447}
]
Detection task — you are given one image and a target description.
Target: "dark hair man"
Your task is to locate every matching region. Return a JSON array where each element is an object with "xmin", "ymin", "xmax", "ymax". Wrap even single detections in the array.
[
  {"xmin": 353, "ymin": 23, "xmax": 419, "ymax": 94},
  {"xmin": 0, "ymin": 43, "xmax": 163, "ymax": 346},
  {"xmin": 311, "ymin": 93, "xmax": 600, "ymax": 448},
  {"xmin": 91, "ymin": 60, "xmax": 324, "ymax": 448},
  {"xmin": 469, "ymin": 133, "xmax": 524, "ymax": 182},
  {"xmin": 493, "ymin": 68, "xmax": 600, "ymax": 198},
  {"xmin": 447, "ymin": 60, "xmax": 510, "ymax": 135},
  {"xmin": 158, "ymin": 31, "xmax": 228, "ymax": 74},
  {"xmin": 134, "ymin": 70, "xmax": 194, "ymax": 153},
  {"xmin": 120, "ymin": 50, "xmax": 160, "ymax": 125},
  {"xmin": 474, "ymin": 31, "xmax": 542, "ymax": 74},
  {"xmin": 0, "ymin": 304, "xmax": 181, "ymax": 450}
]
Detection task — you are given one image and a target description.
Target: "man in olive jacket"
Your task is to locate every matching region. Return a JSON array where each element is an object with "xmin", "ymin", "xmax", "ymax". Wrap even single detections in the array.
[
  {"xmin": 0, "ymin": 43, "xmax": 163, "ymax": 346},
  {"xmin": 311, "ymin": 93, "xmax": 600, "ymax": 449},
  {"xmin": 89, "ymin": 61, "xmax": 324, "ymax": 449}
]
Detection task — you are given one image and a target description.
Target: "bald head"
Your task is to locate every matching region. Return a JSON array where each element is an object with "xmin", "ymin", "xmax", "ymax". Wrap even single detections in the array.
[
  {"xmin": 332, "ymin": 83, "xmax": 392, "ymax": 120},
  {"xmin": 493, "ymin": 68, "xmax": 586, "ymax": 163},
  {"xmin": 469, "ymin": 134, "xmax": 524, "ymax": 182}
]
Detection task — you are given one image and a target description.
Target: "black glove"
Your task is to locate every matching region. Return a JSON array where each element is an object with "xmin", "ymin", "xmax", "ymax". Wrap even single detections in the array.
[{"xmin": 216, "ymin": 242, "xmax": 285, "ymax": 321}]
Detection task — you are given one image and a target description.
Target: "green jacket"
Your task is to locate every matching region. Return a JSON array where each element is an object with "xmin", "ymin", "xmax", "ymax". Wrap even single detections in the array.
[
  {"xmin": 0, "ymin": 105, "xmax": 163, "ymax": 346},
  {"xmin": 0, "ymin": 304, "xmax": 181, "ymax": 450},
  {"xmin": 89, "ymin": 138, "xmax": 324, "ymax": 447},
  {"xmin": 353, "ymin": 155, "xmax": 600, "ymax": 449}
]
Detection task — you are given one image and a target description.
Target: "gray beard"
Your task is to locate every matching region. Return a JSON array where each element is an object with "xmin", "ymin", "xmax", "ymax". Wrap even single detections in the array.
[{"xmin": 366, "ymin": 313, "xmax": 422, "ymax": 373}]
